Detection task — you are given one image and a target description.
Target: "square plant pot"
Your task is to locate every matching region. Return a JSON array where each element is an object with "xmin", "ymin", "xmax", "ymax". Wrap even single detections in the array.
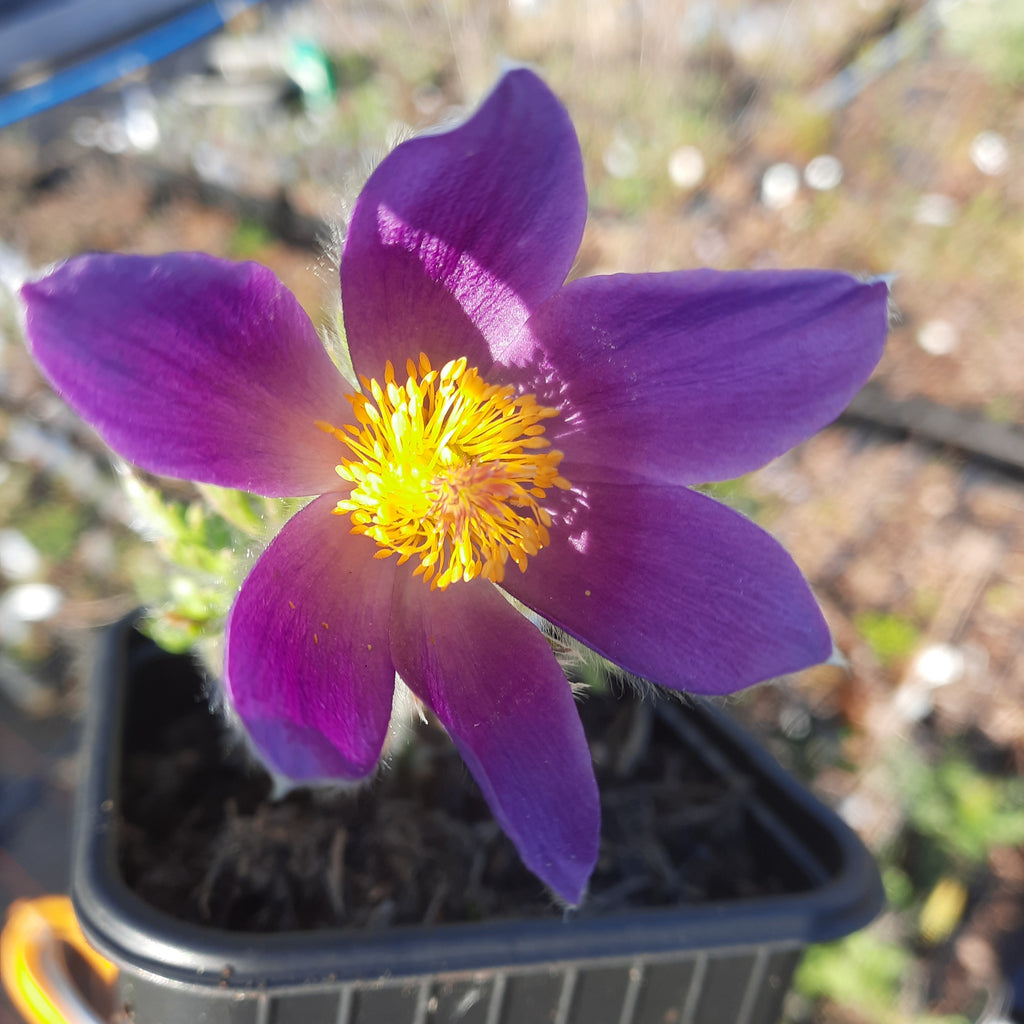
[{"xmin": 71, "ymin": 615, "xmax": 883, "ymax": 1024}]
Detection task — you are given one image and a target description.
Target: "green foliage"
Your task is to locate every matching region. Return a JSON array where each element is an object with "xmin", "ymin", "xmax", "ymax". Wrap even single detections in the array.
[
  {"xmin": 896, "ymin": 749, "xmax": 1024, "ymax": 866},
  {"xmin": 881, "ymin": 864, "xmax": 915, "ymax": 912},
  {"xmin": 20, "ymin": 502, "xmax": 87, "ymax": 561},
  {"xmin": 196, "ymin": 484, "xmax": 272, "ymax": 539},
  {"xmin": 142, "ymin": 576, "xmax": 235, "ymax": 654},
  {"xmin": 330, "ymin": 51, "xmax": 375, "ymax": 92},
  {"xmin": 943, "ymin": 0, "xmax": 1024, "ymax": 85},
  {"xmin": 795, "ymin": 930, "xmax": 969, "ymax": 1024},
  {"xmin": 228, "ymin": 221, "xmax": 273, "ymax": 260},
  {"xmin": 769, "ymin": 91, "xmax": 833, "ymax": 159},
  {"xmin": 337, "ymin": 76, "xmax": 394, "ymax": 149},
  {"xmin": 797, "ymin": 738, "xmax": 1024, "ymax": 1021},
  {"xmin": 796, "ymin": 930, "xmax": 910, "ymax": 1019},
  {"xmin": 855, "ymin": 610, "xmax": 920, "ymax": 667},
  {"xmin": 122, "ymin": 473, "xmax": 298, "ymax": 654},
  {"xmin": 697, "ymin": 475, "xmax": 765, "ymax": 520}
]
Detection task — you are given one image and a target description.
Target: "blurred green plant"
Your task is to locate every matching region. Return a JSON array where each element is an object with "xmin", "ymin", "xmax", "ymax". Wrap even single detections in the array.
[
  {"xmin": 794, "ymin": 929, "xmax": 969, "ymax": 1024},
  {"xmin": 854, "ymin": 609, "xmax": 920, "ymax": 667},
  {"xmin": 228, "ymin": 221, "xmax": 274, "ymax": 261},
  {"xmin": 794, "ymin": 740, "xmax": 1024, "ymax": 1020},
  {"xmin": 797, "ymin": 929, "xmax": 908, "ymax": 1014},
  {"xmin": 768, "ymin": 92, "xmax": 833, "ymax": 160},
  {"xmin": 891, "ymin": 744, "xmax": 1024, "ymax": 949},
  {"xmin": 897, "ymin": 748, "xmax": 1024, "ymax": 866},
  {"xmin": 943, "ymin": 0, "xmax": 1024, "ymax": 86},
  {"xmin": 20, "ymin": 501, "xmax": 87, "ymax": 562},
  {"xmin": 123, "ymin": 473, "xmax": 300, "ymax": 654},
  {"xmin": 698, "ymin": 475, "xmax": 766, "ymax": 520}
]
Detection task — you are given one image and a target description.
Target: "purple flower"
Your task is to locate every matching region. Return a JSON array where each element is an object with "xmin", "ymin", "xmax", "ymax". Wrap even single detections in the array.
[{"xmin": 21, "ymin": 69, "xmax": 888, "ymax": 904}]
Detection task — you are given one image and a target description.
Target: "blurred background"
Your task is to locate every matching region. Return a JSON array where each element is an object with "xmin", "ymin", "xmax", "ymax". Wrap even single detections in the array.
[{"xmin": 1, "ymin": 0, "xmax": 1023, "ymax": 1021}]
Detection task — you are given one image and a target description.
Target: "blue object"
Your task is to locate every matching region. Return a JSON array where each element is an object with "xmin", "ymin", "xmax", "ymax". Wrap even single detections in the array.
[{"xmin": 0, "ymin": 0, "xmax": 259, "ymax": 129}]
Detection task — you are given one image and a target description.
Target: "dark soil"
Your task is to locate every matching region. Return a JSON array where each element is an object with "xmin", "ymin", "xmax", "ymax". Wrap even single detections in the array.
[{"xmin": 116, "ymin": 640, "xmax": 801, "ymax": 932}]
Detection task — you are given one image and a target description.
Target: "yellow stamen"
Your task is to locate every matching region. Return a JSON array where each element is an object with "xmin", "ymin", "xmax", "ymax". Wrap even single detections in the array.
[{"xmin": 318, "ymin": 354, "xmax": 570, "ymax": 589}]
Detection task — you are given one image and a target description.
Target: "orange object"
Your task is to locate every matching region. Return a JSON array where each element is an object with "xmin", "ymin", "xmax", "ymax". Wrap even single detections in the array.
[{"xmin": 1, "ymin": 896, "xmax": 117, "ymax": 1024}]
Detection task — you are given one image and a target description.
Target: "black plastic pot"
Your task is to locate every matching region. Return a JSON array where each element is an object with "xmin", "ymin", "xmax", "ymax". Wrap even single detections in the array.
[{"xmin": 71, "ymin": 616, "xmax": 883, "ymax": 1024}]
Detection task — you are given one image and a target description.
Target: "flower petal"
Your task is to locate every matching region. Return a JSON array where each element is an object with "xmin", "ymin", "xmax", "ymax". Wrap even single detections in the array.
[
  {"xmin": 341, "ymin": 68, "xmax": 587, "ymax": 380},
  {"xmin": 502, "ymin": 481, "xmax": 831, "ymax": 695},
  {"xmin": 22, "ymin": 253, "xmax": 352, "ymax": 496},
  {"xmin": 225, "ymin": 494, "xmax": 397, "ymax": 780},
  {"xmin": 531, "ymin": 271, "xmax": 888, "ymax": 485},
  {"xmin": 389, "ymin": 572, "xmax": 599, "ymax": 904}
]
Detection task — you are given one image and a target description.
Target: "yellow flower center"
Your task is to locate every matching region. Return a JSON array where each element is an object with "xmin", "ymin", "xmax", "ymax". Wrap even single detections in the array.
[{"xmin": 318, "ymin": 354, "xmax": 570, "ymax": 590}]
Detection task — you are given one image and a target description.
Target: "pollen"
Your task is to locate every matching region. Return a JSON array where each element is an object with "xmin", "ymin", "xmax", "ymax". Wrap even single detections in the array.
[{"xmin": 317, "ymin": 354, "xmax": 570, "ymax": 589}]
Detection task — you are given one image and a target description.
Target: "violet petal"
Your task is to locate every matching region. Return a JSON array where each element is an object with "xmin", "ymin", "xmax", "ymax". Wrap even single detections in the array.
[
  {"xmin": 341, "ymin": 68, "xmax": 586, "ymax": 380},
  {"xmin": 22, "ymin": 253, "xmax": 352, "ymax": 496},
  {"xmin": 532, "ymin": 271, "xmax": 888, "ymax": 485},
  {"xmin": 389, "ymin": 571, "xmax": 599, "ymax": 904},
  {"xmin": 502, "ymin": 481, "xmax": 831, "ymax": 695},
  {"xmin": 225, "ymin": 494, "xmax": 397, "ymax": 779}
]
